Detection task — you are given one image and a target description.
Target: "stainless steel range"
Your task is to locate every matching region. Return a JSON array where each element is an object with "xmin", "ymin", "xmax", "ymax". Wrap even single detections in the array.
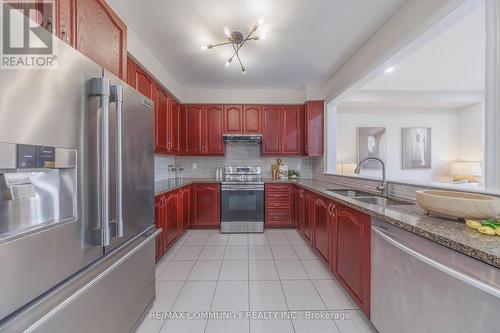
[{"xmin": 221, "ymin": 166, "xmax": 264, "ymax": 233}]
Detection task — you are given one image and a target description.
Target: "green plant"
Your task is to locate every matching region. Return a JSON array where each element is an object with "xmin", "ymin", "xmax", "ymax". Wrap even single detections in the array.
[{"xmin": 288, "ymin": 169, "xmax": 300, "ymax": 178}]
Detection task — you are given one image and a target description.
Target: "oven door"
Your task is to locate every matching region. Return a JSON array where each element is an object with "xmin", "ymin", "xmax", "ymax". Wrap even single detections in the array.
[{"xmin": 221, "ymin": 184, "xmax": 264, "ymax": 233}]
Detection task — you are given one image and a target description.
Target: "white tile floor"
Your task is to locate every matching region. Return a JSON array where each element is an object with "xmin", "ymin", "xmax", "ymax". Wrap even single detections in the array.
[{"xmin": 136, "ymin": 229, "xmax": 377, "ymax": 333}]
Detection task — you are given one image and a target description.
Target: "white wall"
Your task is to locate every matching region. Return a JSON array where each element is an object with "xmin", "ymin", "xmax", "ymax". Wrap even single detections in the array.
[
  {"xmin": 182, "ymin": 87, "xmax": 306, "ymax": 104},
  {"xmin": 335, "ymin": 107, "xmax": 463, "ymax": 183},
  {"xmin": 323, "ymin": 0, "xmax": 466, "ymax": 103},
  {"xmin": 458, "ymin": 103, "xmax": 484, "ymax": 161}
]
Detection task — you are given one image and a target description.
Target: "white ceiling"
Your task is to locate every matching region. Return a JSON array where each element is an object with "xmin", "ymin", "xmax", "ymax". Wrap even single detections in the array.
[
  {"xmin": 362, "ymin": 4, "xmax": 485, "ymax": 91},
  {"xmin": 108, "ymin": 0, "xmax": 406, "ymax": 89}
]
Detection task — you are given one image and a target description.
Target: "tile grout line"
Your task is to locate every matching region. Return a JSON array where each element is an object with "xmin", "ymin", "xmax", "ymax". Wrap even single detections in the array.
[
  {"xmin": 156, "ymin": 231, "xmax": 207, "ymax": 333},
  {"xmin": 203, "ymin": 230, "xmax": 228, "ymax": 333},
  {"xmin": 290, "ymin": 230, "xmax": 345, "ymax": 333},
  {"xmin": 269, "ymin": 230, "xmax": 297, "ymax": 333}
]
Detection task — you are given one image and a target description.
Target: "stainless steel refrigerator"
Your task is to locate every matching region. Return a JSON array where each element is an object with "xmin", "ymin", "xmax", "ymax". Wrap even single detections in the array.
[{"xmin": 0, "ymin": 31, "xmax": 157, "ymax": 332}]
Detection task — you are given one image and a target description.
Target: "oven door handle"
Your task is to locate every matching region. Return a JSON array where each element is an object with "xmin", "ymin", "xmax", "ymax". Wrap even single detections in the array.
[{"xmin": 221, "ymin": 185, "xmax": 264, "ymax": 191}]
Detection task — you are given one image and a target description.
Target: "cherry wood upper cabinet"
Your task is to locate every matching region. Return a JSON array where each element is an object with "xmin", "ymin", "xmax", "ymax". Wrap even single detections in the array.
[
  {"xmin": 191, "ymin": 184, "xmax": 220, "ymax": 227},
  {"xmin": 313, "ymin": 195, "xmax": 331, "ymax": 263},
  {"xmin": 334, "ymin": 205, "xmax": 371, "ymax": 317},
  {"xmin": 223, "ymin": 105, "xmax": 262, "ymax": 134},
  {"xmin": 185, "ymin": 105, "xmax": 204, "ymax": 155},
  {"xmin": 126, "ymin": 57, "xmax": 137, "ymax": 88},
  {"xmin": 75, "ymin": 0, "xmax": 127, "ymax": 79},
  {"xmin": 57, "ymin": 0, "xmax": 74, "ymax": 45},
  {"xmin": 281, "ymin": 105, "xmax": 303, "ymax": 155},
  {"xmin": 224, "ymin": 105, "xmax": 243, "ymax": 134},
  {"xmin": 262, "ymin": 105, "xmax": 281, "ymax": 154},
  {"xmin": 154, "ymin": 85, "xmax": 168, "ymax": 153},
  {"xmin": 305, "ymin": 101, "xmax": 324, "ymax": 156},
  {"xmin": 243, "ymin": 105, "xmax": 262, "ymax": 133},
  {"xmin": 167, "ymin": 97, "xmax": 181, "ymax": 154},
  {"xmin": 262, "ymin": 105, "xmax": 303, "ymax": 155},
  {"xmin": 136, "ymin": 67, "xmax": 154, "ymax": 100},
  {"xmin": 126, "ymin": 56, "xmax": 154, "ymax": 100},
  {"xmin": 184, "ymin": 104, "xmax": 224, "ymax": 156},
  {"xmin": 204, "ymin": 105, "xmax": 224, "ymax": 154}
]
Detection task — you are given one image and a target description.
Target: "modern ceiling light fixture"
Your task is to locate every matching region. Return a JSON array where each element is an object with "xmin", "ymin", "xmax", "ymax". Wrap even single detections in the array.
[{"xmin": 201, "ymin": 18, "xmax": 265, "ymax": 73}]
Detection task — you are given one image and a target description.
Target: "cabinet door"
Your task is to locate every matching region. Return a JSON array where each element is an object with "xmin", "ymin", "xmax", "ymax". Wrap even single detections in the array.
[
  {"xmin": 154, "ymin": 196, "xmax": 163, "ymax": 261},
  {"xmin": 185, "ymin": 105, "xmax": 204, "ymax": 155},
  {"xmin": 179, "ymin": 186, "xmax": 190, "ymax": 231},
  {"xmin": 243, "ymin": 105, "xmax": 262, "ymax": 133},
  {"xmin": 165, "ymin": 191, "xmax": 179, "ymax": 247},
  {"xmin": 75, "ymin": 0, "xmax": 127, "ymax": 79},
  {"xmin": 328, "ymin": 202, "xmax": 338, "ymax": 273},
  {"xmin": 191, "ymin": 184, "xmax": 220, "ymax": 226},
  {"xmin": 304, "ymin": 191, "xmax": 313, "ymax": 241},
  {"xmin": 154, "ymin": 85, "xmax": 168, "ymax": 153},
  {"xmin": 297, "ymin": 188, "xmax": 305, "ymax": 233},
  {"xmin": 335, "ymin": 206, "xmax": 371, "ymax": 317},
  {"xmin": 281, "ymin": 105, "xmax": 303, "ymax": 155},
  {"xmin": 166, "ymin": 96, "xmax": 179, "ymax": 153},
  {"xmin": 313, "ymin": 195, "xmax": 330, "ymax": 263},
  {"xmin": 305, "ymin": 101, "xmax": 324, "ymax": 156},
  {"xmin": 58, "ymin": 0, "xmax": 74, "ymax": 45},
  {"xmin": 136, "ymin": 66, "xmax": 154, "ymax": 100},
  {"xmin": 224, "ymin": 105, "xmax": 243, "ymax": 134},
  {"xmin": 204, "ymin": 105, "xmax": 224, "ymax": 155},
  {"xmin": 262, "ymin": 105, "xmax": 281, "ymax": 154},
  {"xmin": 126, "ymin": 57, "xmax": 137, "ymax": 88}
]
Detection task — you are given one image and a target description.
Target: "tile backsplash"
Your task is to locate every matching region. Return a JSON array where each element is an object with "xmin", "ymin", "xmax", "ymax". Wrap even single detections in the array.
[{"xmin": 155, "ymin": 143, "xmax": 313, "ymax": 180}]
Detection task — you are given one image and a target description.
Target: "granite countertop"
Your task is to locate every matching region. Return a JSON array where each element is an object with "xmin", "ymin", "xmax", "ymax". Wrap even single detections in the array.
[{"xmin": 154, "ymin": 178, "xmax": 500, "ymax": 268}]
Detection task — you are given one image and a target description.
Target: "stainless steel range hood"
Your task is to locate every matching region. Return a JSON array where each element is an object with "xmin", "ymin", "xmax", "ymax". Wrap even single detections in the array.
[{"xmin": 223, "ymin": 134, "xmax": 262, "ymax": 144}]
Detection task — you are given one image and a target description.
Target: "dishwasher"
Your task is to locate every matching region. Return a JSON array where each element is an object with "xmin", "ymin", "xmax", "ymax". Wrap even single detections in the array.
[{"xmin": 371, "ymin": 218, "xmax": 500, "ymax": 333}]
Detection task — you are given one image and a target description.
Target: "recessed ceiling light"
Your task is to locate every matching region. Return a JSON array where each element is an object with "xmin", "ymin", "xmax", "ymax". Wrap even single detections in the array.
[{"xmin": 385, "ymin": 66, "xmax": 395, "ymax": 73}]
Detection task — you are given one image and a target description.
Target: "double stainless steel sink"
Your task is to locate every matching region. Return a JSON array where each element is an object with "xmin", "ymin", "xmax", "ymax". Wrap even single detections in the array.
[{"xmin": 326, "ymin": 189, "xmax": 414, "ymax": 207}]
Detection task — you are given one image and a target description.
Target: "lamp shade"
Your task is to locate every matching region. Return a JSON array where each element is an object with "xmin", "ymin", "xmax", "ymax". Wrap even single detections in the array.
[{"xmin": 450, "ymin": 162, "xmax": 482, "ymax": 177}]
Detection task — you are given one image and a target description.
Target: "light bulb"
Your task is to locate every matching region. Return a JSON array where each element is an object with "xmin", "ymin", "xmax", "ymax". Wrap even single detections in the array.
[
  {"xmin": 257, "ymin": 18, "xmax": 264, "ymax": 26},
  {"xmin": 259, "ymin": 32, "xmax": 267, "ymax": 39},
  {"xmin": 200, "ymin": 45, "xmax": 208, "ymax": 50},
  {"xmin": 385, "ymin": 66, "xmax": 395, "ymax": 73},
  {"xmin": 224, "ymin": 26, "xmax": 231, "ymax": 37},
  {"xmin": 242, "ymin": 68, "xmax": 246, "ymax": 74},
  {"xmin": 225, "ymin": 60, "xmax": 231, "ymax": 67}
]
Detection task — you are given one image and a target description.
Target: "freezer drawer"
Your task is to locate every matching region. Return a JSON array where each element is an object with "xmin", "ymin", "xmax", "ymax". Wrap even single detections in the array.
[
  {"xmin": 371, "ymin": 219, "xmax": 500, "ymax": 333},
  {"xmin": 0, "ymin": 228, "xmax": 160, "ymax": 333}
]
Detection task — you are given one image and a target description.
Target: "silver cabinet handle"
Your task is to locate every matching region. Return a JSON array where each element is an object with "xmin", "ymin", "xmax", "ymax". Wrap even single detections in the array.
[
  {"xmin": 90, "ymin": 77, "xmax": 111, "ymax": 246},
  {"xmin": 111, "ymin": 85, "xmax": 124, "ymax": 238},
  {"xmin": 372, "ymin": 226, "xmax": 500, "ymax": 299}
]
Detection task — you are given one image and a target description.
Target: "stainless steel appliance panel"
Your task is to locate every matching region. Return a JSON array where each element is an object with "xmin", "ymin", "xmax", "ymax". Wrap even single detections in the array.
[
  {"xmin": 0, "ymin": 37, "xmax": 104, "ymax": 320},
  {"xmin": 221, "ymin": 184, "xmax": 264, "ymax": 233},
  {"xmin": 371, "ymin": 218, "xmax": 500, "ymax": 333},
  {"xmin": 0, "ymin": 228, "xmax": 159, "ymax": 333},
  {"xmin": 106, "ymin": 73, "xmax": 154, "ymax": 251}
]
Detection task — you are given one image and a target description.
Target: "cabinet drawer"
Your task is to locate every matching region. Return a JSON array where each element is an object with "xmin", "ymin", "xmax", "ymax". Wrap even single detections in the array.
[
  {"xmin": 266, "ymin": 201, "xmax": 292, "ymax": 209},
  {"xmin": 266, "ymin": 209, "xmax": 292, "ymax": 223},
  {"xmin": 266, "ymin": 192, "xmax": 292, "ymax": 201},
  {"xmin": 266, "ymin": 184, "xmax": 292, "ymax": 192}
]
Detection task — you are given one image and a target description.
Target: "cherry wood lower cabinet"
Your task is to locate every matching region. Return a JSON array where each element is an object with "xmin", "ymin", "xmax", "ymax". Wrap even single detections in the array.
[
  {"xmin": 164, "ymin": 191, "xmax": 179, "ymax": 248},
  {"xmin": 333, "ymin": 204, "xmax": 371, "ymax": 318},
  {"xmin": 154, "ymin": 185, "xmax": 191, "ymax": 260},
  {"xmin": 265, "ymin": 184, "xmax": 295, "ymax": 227},
  {"xmin": 312, "ymin": 194, "xmax": 331, "ymax": 263},
  {"xmin": 191, "ymin": 184, "xmax": 220, "ymax": 227},
  {"xmin": 179, "ymin": 185, "xmax": 191, "ymax": 230}
]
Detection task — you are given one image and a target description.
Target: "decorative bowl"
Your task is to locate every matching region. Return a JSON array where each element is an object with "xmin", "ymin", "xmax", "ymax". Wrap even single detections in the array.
[{"xmin": 416, "ymin": 190, "xmax": 500, "ymax": 219}]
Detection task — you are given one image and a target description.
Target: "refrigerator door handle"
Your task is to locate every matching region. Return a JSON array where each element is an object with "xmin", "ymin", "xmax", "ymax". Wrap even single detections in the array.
[
  {"xmin": 111, "ymin": 85, "xmax": 124, "ymax": 239},
  {"xmin": 90, "ymin": 77, "xmax": 111, "ymax": 247}
]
